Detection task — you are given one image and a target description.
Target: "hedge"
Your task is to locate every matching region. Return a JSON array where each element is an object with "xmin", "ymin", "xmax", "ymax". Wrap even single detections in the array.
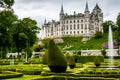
[
  {"xmin": 31, "ymin": 76, "xmax": 115, "ymax": 80},
  {"xmin": 0, "ymin": 71, "xmax": 23, "ymax": 79},
  {"xmin": 16, "ymin": 69, "xmax": 42, "ymax": 75},
  {"xmin": 73, "ymin": 55, "xmax": 104, "ymax": 63}
]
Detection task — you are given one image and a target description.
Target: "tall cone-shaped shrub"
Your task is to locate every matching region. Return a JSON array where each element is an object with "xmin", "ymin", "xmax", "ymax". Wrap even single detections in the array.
[
  {"xmin": 48, "ymin": 40, "xmax": 67, "ymax": 73},
  {"xmin": 68, "ymin": 55, "xmax": 76, "ymax": 69},
  {"xmin": 42, "ymin": 49, "xmax": 48, "ymax": 65},
  {"xmin": 94, "ymin": 56, "xmax": 101, "ymax": 67}
]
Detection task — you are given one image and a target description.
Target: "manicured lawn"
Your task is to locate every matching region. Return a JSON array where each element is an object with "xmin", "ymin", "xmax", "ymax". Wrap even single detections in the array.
[
  {"xmin": 5, "ymin": 75, "xmax": 41, "ymax": 80},
  {"xmin": 1, "ymin": 58, "xmax": 120, "ymax": 80}
]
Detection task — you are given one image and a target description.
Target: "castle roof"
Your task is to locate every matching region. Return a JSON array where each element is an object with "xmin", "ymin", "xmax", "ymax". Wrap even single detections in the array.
[
  {"xmin": 84, "ymin": 1, "xmax": 90, "ymax": 13},
  {"xmin": 60, "ymin": 4, "xmax": 64, "ymax": 15}
]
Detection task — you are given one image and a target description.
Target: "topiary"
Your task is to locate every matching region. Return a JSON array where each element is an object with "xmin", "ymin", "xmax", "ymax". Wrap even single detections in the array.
[
  {"xmin": 68, "ymin": 55, "xmax": 76, "ymax": 69},
  {"xmin": 94, "ymin": 56, "xmax": 101, "ymax": 67},
  {"xmin": 42, "ymin": 49, "xmax": 48, "ymax": 65},
  {"xmin": 101, "ymin": 49, "xmax": 106, "ymax": 57},
  {"xmin": 48, "ymin": 40, "xmax": 67, "ymax": 73}
]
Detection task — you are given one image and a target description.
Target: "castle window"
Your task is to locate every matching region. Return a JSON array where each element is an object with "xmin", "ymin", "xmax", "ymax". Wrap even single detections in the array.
[
  {"xmin": 74, "ymin": 20, "xmax": 76, "ymax": 23},
  {"xmin": 81, "ymin": 24, "xmax": 83, "ymax": 29},
  {"xmin": 81, "ymin": 31, "xmax": 83, "ymax": 33},
  {"xmin": 66, "ymin": 20, "xmax": 68, "ymax": 23},
  {"xmin": 70, "ymin": 25, "xmax": 72, "ymax": 30},
  {"xmin": 66, "ymin": 26, "xmax": 68, "ymax": 30},
  {"xmin": 81, "ymin": 20, "xmax": 83, "ymax": 22},
  {"xmin": 74, "ymin": 25, "xmax": 76, "ymax": 29},
  {"xmin": 74, "ymin": 31, "xmax": 76, "ymax": 34},
  {"xmin": 77, "ymin": 31, "xmax": 79, "ymax": 34},
  {"xmin": 77, "ymin": 24, "xmax": 79, "ymax": 29},
  {"xmin": 70, "ymin": 31, "xmax": 72, "ymax": 34},
  {"xmin": 66, "ymin": 32, "xmax": 68, "ymax": 34},
  {"xmin": 85, "ymin": 24, "xmax": 87, "ymax": 29},
  {"xmin": 77, "ymin": 20, "xmax": 79, "ymax": 23},
  {"xmin": 70, "ymin": 21, "xmax": 72, "ymax": 23}
]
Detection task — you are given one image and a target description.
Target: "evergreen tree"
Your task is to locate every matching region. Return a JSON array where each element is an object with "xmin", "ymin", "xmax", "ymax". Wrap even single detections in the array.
[{"xmin": 48, "ymin": 40, "xmax": 67, "ymax": 73}]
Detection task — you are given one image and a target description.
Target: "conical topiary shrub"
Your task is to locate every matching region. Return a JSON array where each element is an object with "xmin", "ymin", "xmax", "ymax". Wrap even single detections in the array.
[
  {"xmin": 48, "ymin": 40, "xmax": 67, "ymax": 73},
  {"xmin": 68, "ymin": 55, "xmax": 76, "ymax": 69},
  {"xmin": 94, "ymin": 56, "xmax": 101, "ymax": 67},
  {"xmin": 42, "ymin": 49, "xmax": 48, "ymax": 65}
]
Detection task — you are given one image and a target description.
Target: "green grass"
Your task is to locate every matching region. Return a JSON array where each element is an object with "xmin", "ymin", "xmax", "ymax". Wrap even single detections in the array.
[{"xmin": 4, "ymin": 75, "xmax": 42, "ymax": 80}]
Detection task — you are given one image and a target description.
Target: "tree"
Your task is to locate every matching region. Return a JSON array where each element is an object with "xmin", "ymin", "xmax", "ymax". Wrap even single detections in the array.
[
  {"xmin": 94, "ymin": 56, "xmax": 101, "ymax": 67},
  {"xmin": 102, "ymin": 20, "xmax": 117, "ymax": 33},
  {"xmin": 48, "ymin": 40, "xmax": 67, "ymax": 73},
  {"xmin": 0, "ymin": 10, "xmax": 17, "ymax": 58},
  {"xmin": 68, "ymin": 55, "xmax": 76, "ymax": 69},
  {"xmin": 116, "ymin": 13, "xmax": 120, "ymax": 45},
  {"xmin": 94, "ymin": 31, "xmax": 103, "ymax": 39},
  {"xmin": 11, "ymin": 18, "xmax": 40, "ymax": 60},
  {"xmin": 0, "ymin": 0, "xmax": 14, "ymax": 9}
]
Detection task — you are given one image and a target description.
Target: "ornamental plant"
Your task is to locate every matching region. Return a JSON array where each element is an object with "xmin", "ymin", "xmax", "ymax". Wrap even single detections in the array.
[
  {"xmin": 48, "ymin": 40, "xmax": 67, "ymax": 73},
  {"xmin": 68, "ymin": 55, "xmax": 76, "ymax": 69},
  {"xmin": 94, "ymin": 56, "xmax": 101, "ymax": 67}
]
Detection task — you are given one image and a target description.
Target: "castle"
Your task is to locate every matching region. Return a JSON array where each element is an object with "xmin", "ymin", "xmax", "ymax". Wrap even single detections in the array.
[{"xmin": 41, "ymin": 2, "xmax": 103, "ymax": 41}]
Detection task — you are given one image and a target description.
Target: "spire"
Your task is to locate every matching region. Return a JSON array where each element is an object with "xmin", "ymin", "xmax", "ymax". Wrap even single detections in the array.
[
  {"xmin": 84, "ymin": 1, "xmax": 90, "ymax": 13},
  {"xmin": 44, "ymin": 18, "xmax": 46, "ymax": 24},
  {"xmin": 60, "ymin": 4, "xmax": 64, "ymax": 15},
  {"xmin": 94, "ymin": 3, "xmax": 101, "ymax": 10}
]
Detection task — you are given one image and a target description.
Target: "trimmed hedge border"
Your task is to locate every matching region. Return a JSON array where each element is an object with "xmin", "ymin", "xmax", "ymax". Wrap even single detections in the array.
[
  {"xmin": 31, "ymin": 76, "xmax": 116, "ymax": 80},
  {"xmin": 73, "ymin": 55, "xmax": 104, "ymax": 63},
  {"xmin": 41, "ymin": 71, "xmax": 120, "ymax": 78},
  {"xmin": 16, "ymin": 69, "xmax": 42, "ymax": 75},
  {"xmin": 0, "ymin": 71, "xmax": 23, "ymax": 79}
]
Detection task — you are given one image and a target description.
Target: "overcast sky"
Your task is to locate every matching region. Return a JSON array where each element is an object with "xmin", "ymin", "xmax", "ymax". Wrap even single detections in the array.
[{"xmin": 12, "ymin": 0, "xmax": 120, "ymax": 37}]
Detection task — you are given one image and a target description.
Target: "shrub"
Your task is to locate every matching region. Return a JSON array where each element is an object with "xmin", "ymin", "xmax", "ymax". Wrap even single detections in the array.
[
  {"xmin": 48, "ymin": 40, "xmax": 67, "ymax": 73},
  {"xmin": 34, "ymin": 45, "xmax": 43, "ymax": 52},
  {"xmin": 68, "ymin": 55, "xmax": 76, "ymax": 69},
  {"xmin": 101, "ymin": 49, "xmax": 106, "ymax": 57},
  {"xmin": 42, "ymin": 50, "xmax": 48, "ymax": 65},
  {"xmin": 94, "ymin": 56, "xmax": 101, "ymax": 67},
  {"xmin": 73, "ymin": 55, "xmax": 104, "ymax": 63}
]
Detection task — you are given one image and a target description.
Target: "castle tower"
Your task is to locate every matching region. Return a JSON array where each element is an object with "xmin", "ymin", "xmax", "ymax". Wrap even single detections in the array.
[
  {"xmin": 84, "ymin": 1, "xmax": 90, "ymax": 13},
  {"xmin": 84, "ymin": 1, "xmax": 90, "ymax": 35},
  {"xmin": 60, "ymin": 4, "xmax": 65, "ymax": 20},
  {"xmin": 90, "ymin": 3, "xmax": 103, "ymax": 33}
]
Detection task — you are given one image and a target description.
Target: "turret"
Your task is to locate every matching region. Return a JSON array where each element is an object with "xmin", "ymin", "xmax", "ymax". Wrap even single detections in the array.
[
  {"xmin": 84, "ymin": 1, "xmax": 90, "ymax": 14},
  {"xmin": 60, "ymin": 5, "xmax": 65, "ymax": 20}
]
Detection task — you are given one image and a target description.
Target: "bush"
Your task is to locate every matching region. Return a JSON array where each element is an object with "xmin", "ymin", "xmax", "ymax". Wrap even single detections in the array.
[
  {"xmin": 94, "ymin": 56, "xmax": 101, "ymax": 67},
  {"xmin": 101, "ymin": 49, "xmax": 106, "ymax": 57},
  {"xmin": 48, "ymin": 40, "xmax": 67, "ymax": 73},
  {"xmin": 0, "ymin": 71, "xmax": 23, "ymax": 79},
  {"xmin": 68, "ymin": 56, "xmax": 76, "ymax": 69},
  {"xmin": 73, "ymin": 55, "xmax": 104, "ymax": 63},
  {"xmin": 42, "ymin": 50, "xmax": 48, "ymax": 65}
]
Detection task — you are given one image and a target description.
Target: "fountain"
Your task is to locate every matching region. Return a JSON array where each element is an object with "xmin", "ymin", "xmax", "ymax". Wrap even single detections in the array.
[{"xmin": 108, "ymin": 25, "xmax": 114, "ymax": 68}]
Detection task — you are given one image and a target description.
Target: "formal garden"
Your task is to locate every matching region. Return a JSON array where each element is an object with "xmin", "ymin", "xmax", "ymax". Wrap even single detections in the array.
[
  {"xmin": 0, "ymin": 40, "xmax": 120, "ymax": 80},
  {"xmin": 1, "ymin": 0, "xmax": 120, "ymax": 80}
]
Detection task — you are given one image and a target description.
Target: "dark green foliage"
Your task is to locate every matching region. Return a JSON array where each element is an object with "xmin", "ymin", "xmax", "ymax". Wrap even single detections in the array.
[
  {"xmin": 94, "ymin": 31, "xmax": 103, "ymax": 39},
  {"xmin": 73, "ymin": 55, "xmax": 104, "ymax": 63},
  {"xmin": 68, "ymin": 55, "xmax": 76, "ymax": 69},
  {"xmin": 77, "ymin": 51, "xmax": 81, "ymax": 55},
  {"xmin": 34, "ymin": 45, "xmax": 43, "ymax": 52},
  {"xmin": 42, "ymin": 38, "xmax": 53, "ymax": 49},
  {"xmin": 48, "ymin": 40, "xmax": 67, "ymax": 73},
  {"xmin": 94, "ymin": 56, "xmax": 101, "ymax": 67},
  {"xmin": 116, "ymin": 13, "xmax": 120, "ymax": 45},
  {"xmin": 102, "ymin": 20, "xmax": 117, "ymax": 33},
  {"xmin": 16, "ymin": 69, "xmax": 41, "ymax": 75},
  {"xmin": 42, "ymin": 50, "xmax": 48, "ymax": 65},
  {"xmin": 101, "ymin": 49, "xmax": 106, "ymax": 57},
  {"xmin": 0, "ymin": 71, "xmax": 23, "ymax": 79}
]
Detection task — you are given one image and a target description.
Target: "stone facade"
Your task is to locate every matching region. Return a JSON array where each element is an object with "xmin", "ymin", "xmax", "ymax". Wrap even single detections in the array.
[{"xmin": 41, "ymin": 2, "xmax": 103, "ymax": 41}]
